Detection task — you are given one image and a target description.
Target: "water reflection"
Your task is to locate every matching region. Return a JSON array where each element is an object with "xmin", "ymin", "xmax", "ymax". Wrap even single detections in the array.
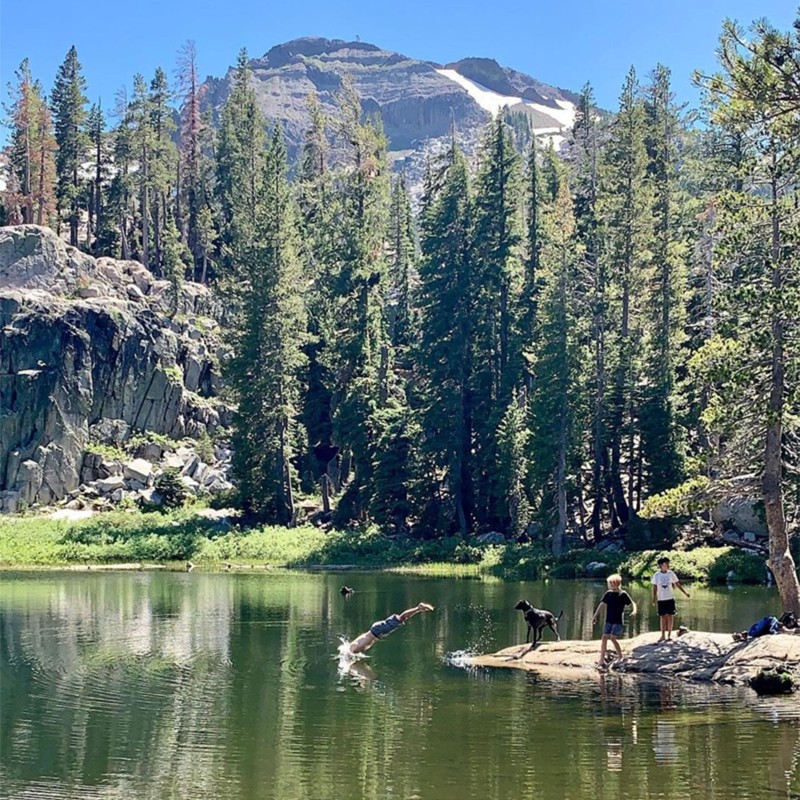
[{"xmin": 0, "ymin": 572, "xmax": 798, "ymax": 800}]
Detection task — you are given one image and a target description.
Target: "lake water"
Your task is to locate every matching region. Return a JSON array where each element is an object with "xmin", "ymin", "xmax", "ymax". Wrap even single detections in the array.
[{"xmin": 1, "ymin": 571, "xmax": 798, "ymax": 800}]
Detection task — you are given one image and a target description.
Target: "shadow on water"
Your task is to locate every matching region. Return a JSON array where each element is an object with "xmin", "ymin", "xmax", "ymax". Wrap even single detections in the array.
[{"xmin": 0, "ymin": 570, "xmax": 798, "ymax": 800}]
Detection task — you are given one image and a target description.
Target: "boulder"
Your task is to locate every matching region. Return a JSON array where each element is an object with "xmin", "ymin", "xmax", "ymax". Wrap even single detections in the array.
[
  {"xmin": 180, "ymin": 475, "xmax": 200, "ymax": 493},
  {"xmin": 77, "ymin": 285, "xmax": 104, "ymax": 299},
  {"xmin": 139, "ymin": 442, "xmax": 164, "ymax": 462},
  {"xmin": 181, "ymin": 454, "xmax": 200, "ymax": 478},
  {"xmin": 713, "ymin": 497, "xmax": 768, "ymax": 537},
  {"xmin": 137, "ymin": 487, "xmax": 164, "ymax": 508},
  {"xmin": 123, "ymin": 458, "xmax": 153, "ymax": 483},
  {"xmin": 192, "ymin": 462, "xmax": 210, "ymax": 485},
  {"xmin": 585, "ymin": 561, "xmax": 608, "ymax": 577},
  {"xmin": 476, "ymin": 531, "xmax": 505, "ymax": 545},
  {"xmin": 95, "ymin": 476, "xmax": 125, "ymax": 494},
  {"xmin": 161, "ymin": 453, "xmax": 184, "ymax": 470},
  {"xmin": 0, "ymin": 490, "xmax": 20, "ymax": 513},
  {"xmin": 126, "ymin": 283, "xmax": 146, "ymax": 302}
]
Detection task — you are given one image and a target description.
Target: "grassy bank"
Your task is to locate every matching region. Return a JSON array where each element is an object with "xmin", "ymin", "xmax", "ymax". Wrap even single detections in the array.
[{"xmin": 0, "ymin": 509, "xmax": 774, "ymax": 584}]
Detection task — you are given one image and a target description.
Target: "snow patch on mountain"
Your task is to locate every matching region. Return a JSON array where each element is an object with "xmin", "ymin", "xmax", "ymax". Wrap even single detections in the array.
[{"xmin": 436, "ymin": 68, "xmax": 576, "ymax": 131}]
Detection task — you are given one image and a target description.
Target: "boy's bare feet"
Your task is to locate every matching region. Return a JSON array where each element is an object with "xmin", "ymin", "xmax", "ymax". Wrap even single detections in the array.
[{"xmin": 417, "ymin": 602, "xmax": 434, "ymax": 612}]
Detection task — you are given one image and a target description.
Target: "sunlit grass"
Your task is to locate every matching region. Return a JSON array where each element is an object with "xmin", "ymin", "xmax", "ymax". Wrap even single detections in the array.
[{"xmin": 0, "ymin": 510, "xmax": 777, "ymax": 584}]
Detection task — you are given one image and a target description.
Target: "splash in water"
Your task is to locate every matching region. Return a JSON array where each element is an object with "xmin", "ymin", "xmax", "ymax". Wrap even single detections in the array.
[
  {"xmin": 336, "ymin": 636, "xmax": 358, "ymax": 660},
  {"xmin": 443, "ymin": 649, "xmax": 477, "ymax": 669}
]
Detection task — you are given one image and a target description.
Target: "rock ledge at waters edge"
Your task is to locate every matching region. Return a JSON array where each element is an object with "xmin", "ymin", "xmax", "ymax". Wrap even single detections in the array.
[{"xmin": 468, "ymin": 631, "xmax": 800, "ymax": 686}]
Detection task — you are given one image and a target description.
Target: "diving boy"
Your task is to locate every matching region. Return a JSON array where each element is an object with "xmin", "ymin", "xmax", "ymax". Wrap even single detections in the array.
[{"xmin": 345, "ymin": 602, "xmax": 434, "ymax": 655}]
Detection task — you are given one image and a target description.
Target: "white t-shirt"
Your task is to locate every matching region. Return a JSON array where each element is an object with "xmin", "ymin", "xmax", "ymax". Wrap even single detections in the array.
[{"xmin": 651, "ymin": 570, "xmax": 678, "ymax": 601}]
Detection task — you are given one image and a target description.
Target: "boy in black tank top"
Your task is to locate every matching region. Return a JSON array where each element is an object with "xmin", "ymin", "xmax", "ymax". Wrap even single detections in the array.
[{"xmin": 592, "ymin": 573, "xmax": 637, "ymax": 668}]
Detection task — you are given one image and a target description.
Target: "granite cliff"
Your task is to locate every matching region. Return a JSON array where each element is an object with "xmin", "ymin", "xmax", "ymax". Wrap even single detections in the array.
[{"xmin": 0, "ymin": 225, "xmax": 233, "ymax": 512}]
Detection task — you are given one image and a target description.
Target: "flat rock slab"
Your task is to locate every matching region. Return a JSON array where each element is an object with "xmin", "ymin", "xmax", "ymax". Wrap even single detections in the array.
[{"xmin": 469, "ymin": 631, "xmax": 800, "ymax": 686}]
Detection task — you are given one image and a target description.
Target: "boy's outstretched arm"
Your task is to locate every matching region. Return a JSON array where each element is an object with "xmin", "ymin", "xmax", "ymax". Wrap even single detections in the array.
[
  {"xmin": 630, "ymin": 600, "xmax": 638, "ymax": 617},
  {"xmin": 652, "ymin": 585, "xmax": 658, "ymax": 604},
  {"xmin": 674, "ymin": 580, "xmax": 691, "ymax": 598},
  {"xmin": 591, "ymin": 602, "xmax": 605, "ymax": 624}
]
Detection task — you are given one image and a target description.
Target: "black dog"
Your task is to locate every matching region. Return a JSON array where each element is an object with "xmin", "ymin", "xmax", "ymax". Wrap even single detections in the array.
[{"xmin": 514, "ymin": 600, "xmax": 563, "ymax": 650}]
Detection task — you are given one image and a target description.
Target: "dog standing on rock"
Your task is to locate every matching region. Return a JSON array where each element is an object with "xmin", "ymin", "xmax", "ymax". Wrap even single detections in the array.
[{"xmin": 514, "ymin": 600, "xmax": 563, "ymax": 653}]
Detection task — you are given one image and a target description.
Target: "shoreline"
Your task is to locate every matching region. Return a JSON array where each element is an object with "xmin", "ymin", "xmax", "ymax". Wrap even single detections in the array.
[{"xmin": 0, "ymin": 509, "xmax": 788, "ymax": 584}]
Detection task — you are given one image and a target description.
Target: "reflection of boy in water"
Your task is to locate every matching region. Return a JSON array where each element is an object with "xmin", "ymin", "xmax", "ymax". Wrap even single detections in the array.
[{"xmin": 347, "ymin": 603, "xmax": 434, "ymax": 655}]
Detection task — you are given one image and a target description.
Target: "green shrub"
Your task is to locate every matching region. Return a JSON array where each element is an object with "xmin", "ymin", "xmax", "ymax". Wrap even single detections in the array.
[
  {"xmin": 155, "ymin": 468, "xmax": 189, "ymax": 509},
  {"xmin": 195, "ymin": 431, "xmax": 214, "ymax": 463},
  {"xmin": 619, "ymin": 547, "xmax": 764, "ymax": 583},
  {"xmin": 85, "ymin": 442, "xmax": 126, "ymax": 461}
]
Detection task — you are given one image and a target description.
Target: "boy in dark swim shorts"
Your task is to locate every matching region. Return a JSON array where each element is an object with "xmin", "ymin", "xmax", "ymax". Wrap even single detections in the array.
[
  {"xmin": 592, "ymin": 573, "xmax": 637, "ymax": 668},
  {"xmin": 346, "ymin": 602, "xmax": 434, "ymax": 655},
  {"xmin": 651, "ymin": 557, "xmax": 690, "ymax": 642}
]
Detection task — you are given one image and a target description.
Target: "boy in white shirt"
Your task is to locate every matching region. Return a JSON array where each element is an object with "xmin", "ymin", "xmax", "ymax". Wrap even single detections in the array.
[{"xmin": 651, "ymin": 557, "xmax": 690, "ymax": 642}]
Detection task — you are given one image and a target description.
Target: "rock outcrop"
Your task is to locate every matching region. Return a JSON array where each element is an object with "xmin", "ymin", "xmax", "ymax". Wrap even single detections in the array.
[
  {"xmin": 0, "ymin": 225, "xmax": 233, "ymax": 511},
  {"xmin": 469, "ymin": 631, "xmax": 800, "ymax": 687}
]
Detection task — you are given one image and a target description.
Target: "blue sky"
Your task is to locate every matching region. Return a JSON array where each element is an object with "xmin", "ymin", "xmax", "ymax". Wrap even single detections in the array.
[{"xmin": 0, "ymin": 0, "xmax": 794, "ymax": 117}]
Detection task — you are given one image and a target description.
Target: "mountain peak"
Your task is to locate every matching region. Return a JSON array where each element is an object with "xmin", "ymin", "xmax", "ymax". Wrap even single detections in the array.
[{"xmin": 256, "ymin": 37, "xmax": 382, "ymax": 69}]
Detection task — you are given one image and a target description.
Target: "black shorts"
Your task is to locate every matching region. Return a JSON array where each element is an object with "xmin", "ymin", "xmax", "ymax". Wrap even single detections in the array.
[{"xmin": 658, "ymin": 599, "xmax": 676, "ymax": 617}]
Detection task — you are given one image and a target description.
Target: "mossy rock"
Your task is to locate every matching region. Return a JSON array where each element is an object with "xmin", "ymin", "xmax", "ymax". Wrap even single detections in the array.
[{"xmin": 749, "ymin": 667, "xmax": 796, "ymax": 695}]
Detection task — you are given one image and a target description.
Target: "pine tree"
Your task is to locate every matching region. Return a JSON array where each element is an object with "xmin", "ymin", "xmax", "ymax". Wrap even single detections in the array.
[
  {"xmin": 496, "ymin": 394, "xmax": 532, "ymax": 538},
  {"xmin": 51, "ymin": 46, "xmax": 88, "ymax": 246},
  {"xmin": 470, "ymin": 116, "xmax": 523, "ymax": 529},
  {"xmin": 148, "ymin": 67, "xmax": 178, "ymax": 275},
  {"xmin": 297, "ymin": 93, "xmax": 336, "ymax": 491},
  {"xmin": 86, "ymin": 102, "xmax": 107, "ymax": 249},
  {"xmin": 597, "ymin": 67, "xmax": 653, "ymax": 529},
  {"xmin": 691, "ymin": 17, "xmax": 800, "ymax": 614},
  {"xmin": 528, "ymin": 170, "xmax": 585, "ymax": 554},
  {"xmin": 387, "ymin": 174, "xmax": 417, "ymax": 358},
  {"xmin": 216, "ymin": 49, "xmax": 266, "ymax": 282},
  {"xmin": 569, "ymin": 83, "xmax": 611, "ymax": 540},
  {"xmin": 639, "ymin": 65, "xmax": 687, "ymax": 499},
  {"xmin": 326, "ymin": 79, "xmax": 391, "ymax": 524},
  {"xmin": 229, "ymin": 127, "xmax": 308, "ymax": 522},
  {"xmin": 415, "ymin": 142, "xmax": 474, "ymax": 536},
  {"xmin": 369, "ymin": 405, "xmax": 419, "ymax": 537},
  {"xmin": 176, "ymin": 40, "xmax": 203, "ymax": 277},
  {"xmin": 99, "ymin": 89, "xmax": 135, "ymax": 258},
  {"xmin": 3, "ymin": 60, "xmax": 56, "ymax": 226},
  {"xmin": 129, "ymin": 74, "xmax": 153, "ymax": 266}
]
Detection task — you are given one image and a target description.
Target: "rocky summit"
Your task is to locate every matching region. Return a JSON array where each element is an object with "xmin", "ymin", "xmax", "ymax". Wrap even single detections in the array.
[
  {"xmin": 0, "ymin": 225, "xmax": 233, "ymax": 513},
  {"xmin": 202, "ymin": 37, "xmax": 580, "ymax": 182}
]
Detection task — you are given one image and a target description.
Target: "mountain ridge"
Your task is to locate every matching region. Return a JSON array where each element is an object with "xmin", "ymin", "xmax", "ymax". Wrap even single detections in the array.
[{"xmin": 200, "ymin": 36, "xmax": 580, "ymax": 182}]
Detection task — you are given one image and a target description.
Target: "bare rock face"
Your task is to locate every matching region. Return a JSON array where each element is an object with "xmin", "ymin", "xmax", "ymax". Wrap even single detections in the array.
[{"xmin": 0, "ymin": 225, "xmax": 232, "ymax": 510}]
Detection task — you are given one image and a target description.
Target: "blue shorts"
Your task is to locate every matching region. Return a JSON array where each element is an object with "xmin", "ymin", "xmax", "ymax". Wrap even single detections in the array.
[
  {"xmin": 370, "ymin": 614, "xmax": 403, "ymax": 639},
  {"xmin": 603, "ymin": 623, "xmax": 624, "ymax": 636}
]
